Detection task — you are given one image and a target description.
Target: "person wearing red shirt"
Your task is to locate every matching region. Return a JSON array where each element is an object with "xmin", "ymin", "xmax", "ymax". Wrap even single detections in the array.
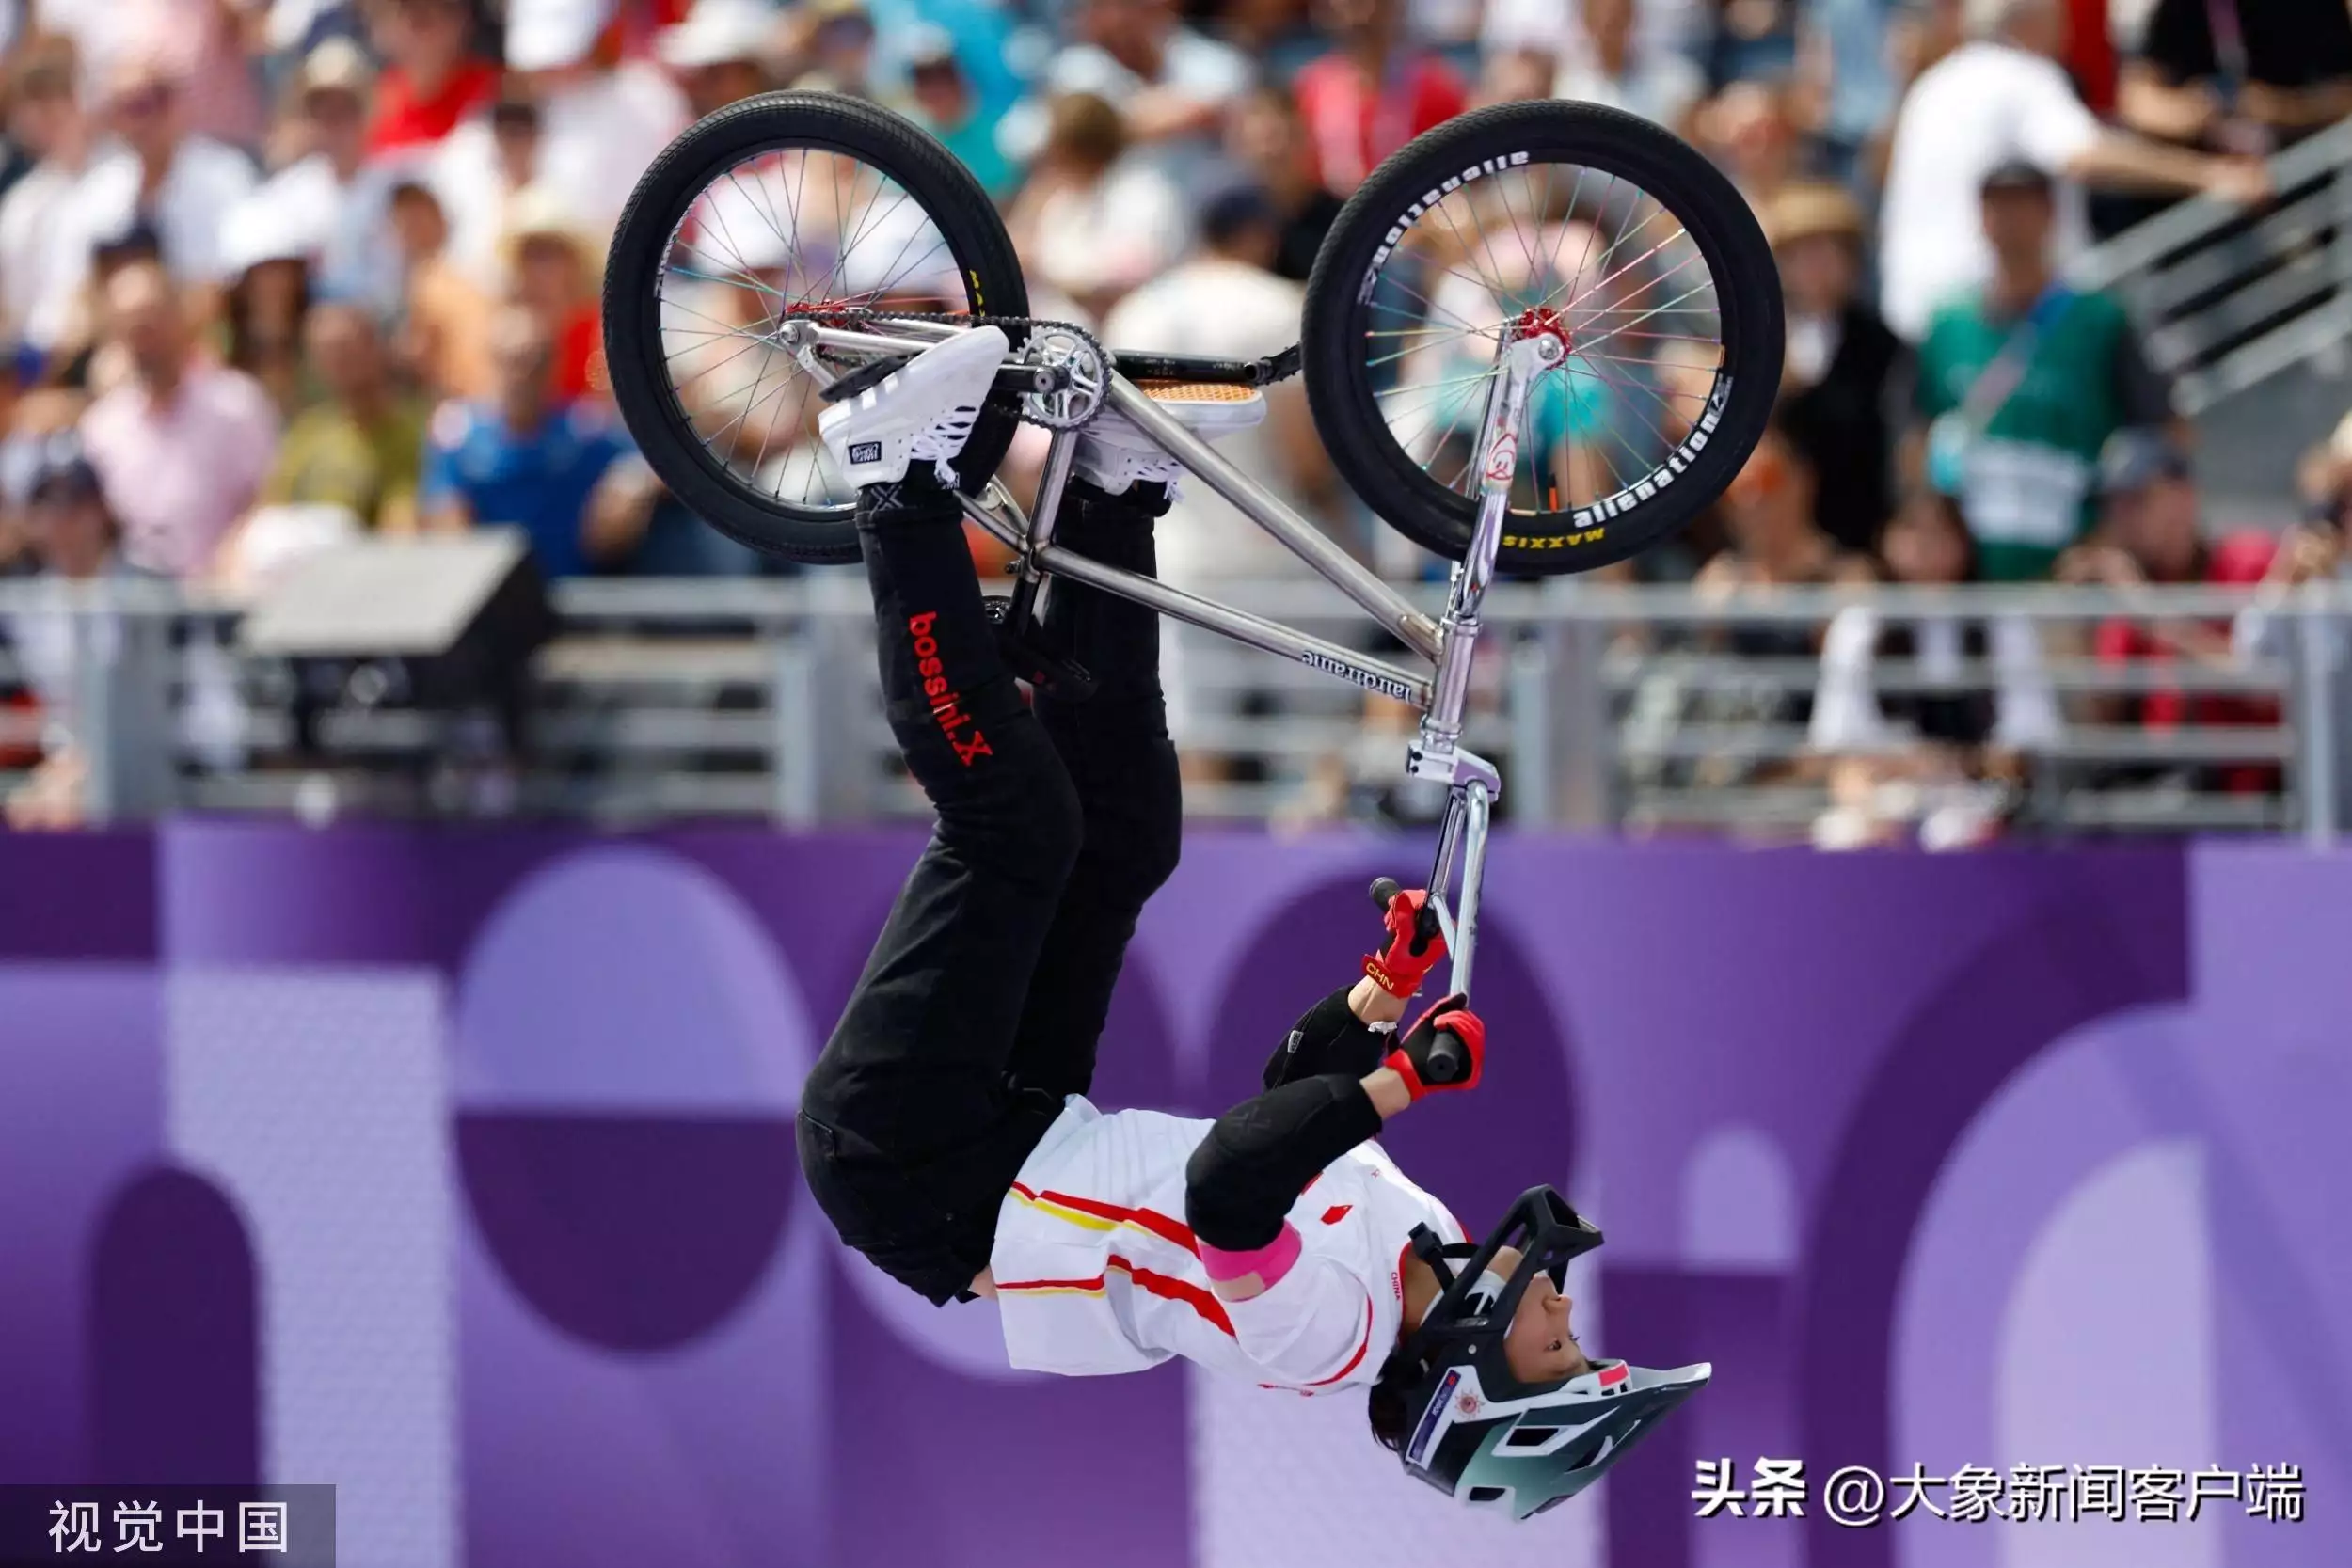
[
  {"xmin": 1291, "ymin": 0, "xmax": 1468, "ymax": 197},
  {"xmin": 2063, "ymin": 431, "xmax": 2277, "ymax": 788},
  {"xmin": 366, "ymin": 0, "xmax": 501, "ymax": 157},
  {"xmin": 501, "ymin": 189, "xmax": 608, "ymax": 404}
]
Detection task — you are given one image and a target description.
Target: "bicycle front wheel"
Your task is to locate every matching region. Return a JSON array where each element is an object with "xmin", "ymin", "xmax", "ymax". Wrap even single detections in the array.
[
  {"xmin": 604, "ymin": 93, "xmax": 1028, "ymax": 564},
  {"xmin": 1301, "ymin": 101, "xmax": 1781, "ymax": 578}
]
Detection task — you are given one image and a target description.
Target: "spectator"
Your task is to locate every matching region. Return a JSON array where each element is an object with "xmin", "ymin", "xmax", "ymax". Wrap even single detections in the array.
[
  {"xmin": 1697, "ymin": 410, "xmax": 1867, "ymax": 595},
  {"xmin": 499, "ymin": 186, "xmax": 606, "ymax": 404},
  {"xmin": 1695, "ymin": 0, "xmax": 1804, "ymax": 88},
  {"xmin": 1766, "ymin": 182, "xmax": 1901, "ymax": 555},
  {"xmin": 1102, "ymin": 182, "xmax": 1339, "ymax": 770},
  {"xmin": 1225, "ymin": 87, "xmax": 1343, "ymax": 284},
  {"xmin": 435, "ymin": 90, "xmax": 545, "ymax": 287},
  {"xmin": 1682, "ymin": 414, "xmax": 1868, "ymax": 784},
  {"xmin": 1103, "ymin": 182, "xmax": 1335, "ymax": 591},
  {"xmin": 903, "ymin": 25, "xmax": 1017, "ymax": 202},
  {"xmin": 1878, "ymin": 0, "xmax": 2270, "ymax": 341},
  {"xmin": 1, "ymin": 433, "xmax": 150, "ymax": 832},
  {"xmin": 253, "ymin": 301, "xmax": 428, "ymax": 533},
  {"xmin": 787, "ymin": 0, "xmax": 881, "ymax": 99},
  {"xmin": 365, "ymin": 0, "xmax": 500, "ymax": 160},
  {"xmin": 386, "ymin": 178, "xmax": 495, "ymax": 401},
  {"xmin": 1692, "ymin": 76, "xmax": 1801, "ymax": 214},
  {"xmin": 47, "ymin": 46, "xmax": 259, "ymax": 345},
  {"xmin": 1544, "ymin": 0, "xmax": 1706, "ymax": 133},
  {"xmin": 2117, "ymin": 0, "xmax": 2352, "ymax": 160},
  {"xmin": 0, "ymin": 381, "xmax": 87, "ymax": 568},
  {"xmin": 502, "ymin": 0, "xmax": 690, "ymax": 234},
  {"xmin": 215, "ymin": 195, "xmax": 318, "ymax": 416},
  {"xmin": 1911, "ymin": 159, "xmax": 2174, "ymax": 582},
  {"xmin": 1486, "ymin": 0, "xmax": 1702, "ymax": 70},
  {"xmin": 1809, "ymin": 0, "xmax": 1902, "ymax": 181},
  {"xmin": 1005, "ymin": 93, "xmax": 1187, "ymax": 321},
  {"xmin": 1021, "ymin": 0, "xmax": 1251, "ymax": 170},
  {"xmin": 258, "ymin": 39, "xmax": 402, "ymax": 311},
  {"xmin": 0, "ymin": 35, "xmax": 90, "ymax": 344},
  {"xmin": 79, "ymin": 260, "xmax": 279, "ymax": 578},
  {"xmin": 1292, "ymin": 0, "xmax": 1469, "ymax": 198},
  {"xmin": 2060, "ymin": 430, "xmax": 2277, "ymax": 787},
  {"xmin": 1809, "ymin": 492, "xmax": 2048, "ymax": 850},
  {"xmin": 420, "ymin": 304, "xmax": 646, "ymax": 578},
  {"xmin": 655, "ymin": 0, "xmax": 780, "ymax": 122}
]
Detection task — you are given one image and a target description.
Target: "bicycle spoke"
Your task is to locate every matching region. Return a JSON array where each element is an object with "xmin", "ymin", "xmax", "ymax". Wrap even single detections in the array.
[
  {"xmin": 650, "ymin": 142, "xmax": 991, "ymax": 520},
  {"xmin": 1355, "ymin": 139, "xmax": 1734, "ymax": 526}
]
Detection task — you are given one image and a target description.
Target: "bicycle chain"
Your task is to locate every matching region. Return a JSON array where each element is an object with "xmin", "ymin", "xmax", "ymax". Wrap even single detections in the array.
[
  {"xmin": 808, "ymin": 308, "xmax": 1112, "ymax": 430},
  {"xmin": 806, "ymin": 306, "xmax": 1306, "ymax": 429}
]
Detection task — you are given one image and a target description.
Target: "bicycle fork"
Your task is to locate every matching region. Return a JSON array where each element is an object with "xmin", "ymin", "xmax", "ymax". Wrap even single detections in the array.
[{"xmin": 1410, "ymin": 328, "xmax": 1565, "ymax": 1000}]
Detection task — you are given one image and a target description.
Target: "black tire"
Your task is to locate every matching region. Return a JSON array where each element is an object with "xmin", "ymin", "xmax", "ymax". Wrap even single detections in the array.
[
  {"xmin": 604, "ymin": 92, "xmax": 1028, "ymax": 564},
  {"xmin": 1302, "ymin": 101, "xmax": 1781, "ymax": 578}
]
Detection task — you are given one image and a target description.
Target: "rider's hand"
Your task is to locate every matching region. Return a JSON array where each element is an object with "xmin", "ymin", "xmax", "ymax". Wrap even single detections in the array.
[
  {"xmin": 1382, "ymin": 993, "xmax": 1485, "ymax": 1102},
  {"xmin": 1363, "ymin": 887, "xmax": 1447, "ymax": 997}
]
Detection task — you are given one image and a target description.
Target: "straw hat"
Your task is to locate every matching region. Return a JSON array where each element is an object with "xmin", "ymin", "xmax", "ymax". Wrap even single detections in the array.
[{"xmin": 1762, "ymin": 182, "xmax": 1866, "ymax": 252}]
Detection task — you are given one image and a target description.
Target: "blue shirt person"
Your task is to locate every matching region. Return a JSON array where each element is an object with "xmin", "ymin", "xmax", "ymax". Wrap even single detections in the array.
[{"xmin": 419, "ymin": 308, "xmax": 650, "ymax": 578}]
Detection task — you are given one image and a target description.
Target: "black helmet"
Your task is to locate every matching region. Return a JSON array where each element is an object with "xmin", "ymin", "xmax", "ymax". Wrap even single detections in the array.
[{"xmin": 1375, "ymin": 1187, "xmax": 1710, "ymax": 1519}]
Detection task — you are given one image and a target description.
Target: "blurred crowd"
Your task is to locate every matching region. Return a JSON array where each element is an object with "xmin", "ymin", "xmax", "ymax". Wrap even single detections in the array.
[{"xmin": 0, "ymin": 0, "xmax": 2349, "ymax": 836}]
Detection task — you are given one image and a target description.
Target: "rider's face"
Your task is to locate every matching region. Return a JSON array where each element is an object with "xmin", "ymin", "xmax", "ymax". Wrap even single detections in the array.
[{"xmin": 1493, "ymin": 1246, "xmax": 1591, "ymax": 1386}]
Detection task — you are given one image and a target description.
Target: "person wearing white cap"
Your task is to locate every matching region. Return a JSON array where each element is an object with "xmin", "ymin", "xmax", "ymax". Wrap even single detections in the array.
[
  {"xmin": 503, "ymin": 0, "xmax": 690, "ymax": 230},
  {"xmin": 250, "ymin": 40, "xmax": 406, "ymax": 313},
  {"xmin": 656, "ymin": 0, "xmax": 779, "ymax": 119}
]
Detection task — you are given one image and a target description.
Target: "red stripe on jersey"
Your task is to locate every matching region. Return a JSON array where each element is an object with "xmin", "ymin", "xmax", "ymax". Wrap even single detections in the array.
[
  {"xmin": 994, "ymin": 1274, "xmax": 1107, "ymax": 1292},
  {"xmin": 1023, "ymin": 1183, "xmax": 1200, "ymax": 1254},
  {"xmin": 1108, "ymin": 1254, "xmax": 1234, "ymax": 1335},
  {"xmin": 1304, "ymin": 1295, "xmax": 1376, "ymax": 1386}
]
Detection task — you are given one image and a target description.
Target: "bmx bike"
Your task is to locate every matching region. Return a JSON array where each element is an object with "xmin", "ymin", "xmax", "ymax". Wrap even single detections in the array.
[{"xmin": 603, "ymin": 92, "xmax": 1780, "ymax": 1013}]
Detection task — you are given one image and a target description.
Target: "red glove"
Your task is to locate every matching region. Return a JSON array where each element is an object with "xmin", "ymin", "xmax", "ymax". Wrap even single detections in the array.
[
  {"xmin": 1383, "ymin": 993, "xmax": 1485, "ymax": 1101},
  {"xmin": 1363, "ymin": 887, "xmax": 1448, "ymax": 997}
]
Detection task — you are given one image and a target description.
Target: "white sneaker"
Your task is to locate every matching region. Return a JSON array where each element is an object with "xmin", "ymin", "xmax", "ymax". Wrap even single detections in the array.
[
  {"xmin": 818, "ymin": 325, "xmax": 1009, "ymax": 489},
  {"xmin": 1076, "ymin": 381, "xmax": 1266, "ymax": 496}
]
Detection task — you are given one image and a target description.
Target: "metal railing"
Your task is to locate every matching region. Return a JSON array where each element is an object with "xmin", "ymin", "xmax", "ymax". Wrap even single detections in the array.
[
  {"xmin": 2074, "ymin": 116, "xmax": 2352, "ymax": 414},
  {"xmin": 3, "ymin": 575, "xmax": 2347, "ymax": 845}
]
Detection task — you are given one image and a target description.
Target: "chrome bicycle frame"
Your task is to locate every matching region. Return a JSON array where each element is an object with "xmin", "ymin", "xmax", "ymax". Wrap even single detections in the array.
[{"xmin": 777, "ymin": 317, "xmax": 1568, "ymax": 1001}]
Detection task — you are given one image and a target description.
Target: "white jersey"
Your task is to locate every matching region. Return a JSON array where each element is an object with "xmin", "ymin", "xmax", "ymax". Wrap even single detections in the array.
[{"xmin": 991, "ymin": 1097, "xmax": 1467, "ymax": 1392}]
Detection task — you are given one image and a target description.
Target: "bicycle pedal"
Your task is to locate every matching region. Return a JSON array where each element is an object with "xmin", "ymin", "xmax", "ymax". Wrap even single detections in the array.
[{"xmin": 984, "ymin": 597, "xmax": 1097, "ymax": 701}]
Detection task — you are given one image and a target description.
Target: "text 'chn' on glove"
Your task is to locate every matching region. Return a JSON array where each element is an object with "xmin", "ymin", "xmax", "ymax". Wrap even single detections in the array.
[{"xmin": 1363, "ymin": 886, "xmax": 1447, "ymax": 998}]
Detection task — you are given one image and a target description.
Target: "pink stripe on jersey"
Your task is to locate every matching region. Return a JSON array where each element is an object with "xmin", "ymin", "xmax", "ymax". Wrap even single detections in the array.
[{"xmin": 1200, "ymin": 1222, "xmax": 1304, "ymax": 1288}]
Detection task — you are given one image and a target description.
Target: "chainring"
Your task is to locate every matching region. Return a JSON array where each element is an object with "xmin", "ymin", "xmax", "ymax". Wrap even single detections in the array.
[{"xmin": 799, "ymin": 309, "xmax": 1111, "ymax": 430}]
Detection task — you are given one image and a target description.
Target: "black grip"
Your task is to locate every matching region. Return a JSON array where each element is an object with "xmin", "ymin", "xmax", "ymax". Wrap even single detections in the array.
[
  {"xmin": 1422, "ymin": 1030, "xmax": 1467, "ymax": 1085},
  {"xmin": 1369, "ymin": 877, "xmax": 1402, "ymax": 909}
]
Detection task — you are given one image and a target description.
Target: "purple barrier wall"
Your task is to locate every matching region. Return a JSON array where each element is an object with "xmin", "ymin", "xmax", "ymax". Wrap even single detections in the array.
[{"xmin": 0, "ymin": 826, "xmax": 2341, "ymax": 1568}]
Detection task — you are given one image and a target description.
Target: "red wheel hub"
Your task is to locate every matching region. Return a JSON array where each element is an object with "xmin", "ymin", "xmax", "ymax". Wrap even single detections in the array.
[{"xmin": 1511, "ymin": 306, "xmax": 1571, "ymax": 356}]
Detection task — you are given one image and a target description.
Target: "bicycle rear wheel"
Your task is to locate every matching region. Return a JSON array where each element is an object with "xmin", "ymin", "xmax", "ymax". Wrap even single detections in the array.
[
  {"xmin": 604, "ymin": 93, "xmax": 1028, "ymax": 564},
  {"xmin": 1301, "ymin": 101, "xmax": 1780, "ymax": 577}
]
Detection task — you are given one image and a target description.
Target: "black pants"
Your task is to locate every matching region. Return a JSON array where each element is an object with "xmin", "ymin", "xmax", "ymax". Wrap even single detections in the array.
[{"xmin": 796, "ymin": 475, "xmax": 1184, "ymax": 1305}]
